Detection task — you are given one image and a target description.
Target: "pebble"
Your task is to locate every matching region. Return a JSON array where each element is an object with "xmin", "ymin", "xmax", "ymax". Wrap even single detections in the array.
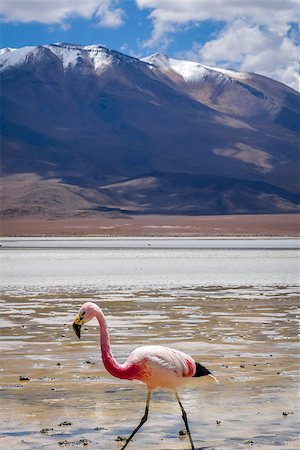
[
  {"xmin": 19, "ymin": 375, "xmax": 30, "ymax": 381},
  {"xmin": 40, "ymin": 428, "xmax": 54, "ymax": 434},
  {"xmin": 282, "ymin": 411, "xmax": 293, "ymax": 416},
  {"xmin": 115, "ymin": 436, "xmax": 127, "ymax": 442},
  {"xmin": 58, "ymin": 438, "xmax": 90, "ymax": 447},
  {"xmin": 58, "ymin": 421, "xmax": 72, "ymax": 426}
]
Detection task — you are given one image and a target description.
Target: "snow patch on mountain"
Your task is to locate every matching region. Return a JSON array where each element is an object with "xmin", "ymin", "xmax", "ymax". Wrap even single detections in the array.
[
  {"xmin": 0, "ymin": 47, "xmax": 16, "ymax": 56},
  {"xmin": 0, "ymin": 46, "xmax": 42, "ymax": 69},
  {"xmin": 85, "ymin": 46, "xmax": 114, "ymax": 72},
  {"xmin": 205, "ymin": 65, "xmax": 250, "ymax": 80},
  {"xmin": 47, "ymin": 44, "xmax": 83, "ymax": 69},
  {"xmin": 143, "ymin": 53, "xmax": 250, "ymax": 84},
  {"xmin": 47, "ymin": 44, "xmax": 114, "ymax": 73},
  {"xmin": 0, "ymin": 43, "xmax": 116, "ymax": 74}
]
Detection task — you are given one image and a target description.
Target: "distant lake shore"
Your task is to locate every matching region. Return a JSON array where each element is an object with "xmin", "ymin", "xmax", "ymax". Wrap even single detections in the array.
[{"xmin": 1, "ymin": 213, "xmax": 299, "ymax": 237}]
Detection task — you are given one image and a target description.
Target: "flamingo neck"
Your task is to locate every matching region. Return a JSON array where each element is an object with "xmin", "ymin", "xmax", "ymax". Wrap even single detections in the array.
[{"xmin": 94, "ymin": 307, "xmax": 126, "ymax": 379}]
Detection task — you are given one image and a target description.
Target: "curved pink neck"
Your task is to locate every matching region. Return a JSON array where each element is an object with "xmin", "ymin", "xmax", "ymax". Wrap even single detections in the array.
[{"xmin": 94, "ymin": 307, "xmax": 128, "ymax": 379}]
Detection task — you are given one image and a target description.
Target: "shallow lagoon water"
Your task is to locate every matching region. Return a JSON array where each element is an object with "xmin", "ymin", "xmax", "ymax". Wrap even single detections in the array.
[{"xmin": 0, "ymin": 238, "xmax": 299, "ymax": 449}]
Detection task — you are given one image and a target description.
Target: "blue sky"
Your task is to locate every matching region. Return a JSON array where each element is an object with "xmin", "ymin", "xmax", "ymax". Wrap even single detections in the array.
[{"xmin": 0, "ymin": 0, "xmax": 299, "ymax": 90}]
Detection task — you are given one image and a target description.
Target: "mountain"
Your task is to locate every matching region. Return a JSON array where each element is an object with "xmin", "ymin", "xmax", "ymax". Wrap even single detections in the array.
[{"xmin": 1, "ymin": 43, "xmax": 299, "ymax": 218}]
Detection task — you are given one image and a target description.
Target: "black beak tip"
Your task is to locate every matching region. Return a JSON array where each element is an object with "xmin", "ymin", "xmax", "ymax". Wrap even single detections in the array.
[{"xmin": 73, "ymin": 322, "xmax": 81, "ymax": 339}]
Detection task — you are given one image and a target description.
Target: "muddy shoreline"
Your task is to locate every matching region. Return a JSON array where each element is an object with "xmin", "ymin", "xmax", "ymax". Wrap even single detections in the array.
[{"xmin": 1, "ymin": 213, "xmax": 299, "ymax": 237}]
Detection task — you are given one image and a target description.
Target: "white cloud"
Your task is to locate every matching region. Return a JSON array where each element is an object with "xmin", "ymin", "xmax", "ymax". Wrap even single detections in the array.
[
  {"xmin": 200, "ymin": 21, "xmax": 272, "ymax": 64},
  {"xmin": 136, "ymin": 0, "xmax": 300, "ymax": 90},
  {"xmin": 241, "ymin": 35, "xmax": 299, "ymax": 90},
  {"xmin": 95, "ymin": 0, "xmax": 124, "ymax": 27},
  {"xmin": 0, "ymin": 0, "xmax": 124, "ymax": 27},
  {"xmin": 185, "ymin": 21, "xmax": 299, "ymax": 91},
  {"xmin": 136, "ymin": 0, "xmax": 299, "ymax": 45}
]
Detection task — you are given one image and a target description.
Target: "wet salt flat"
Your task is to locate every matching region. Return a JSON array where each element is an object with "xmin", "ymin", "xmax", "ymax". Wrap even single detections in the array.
[
  {"xmin": 0, "ymin": 238, "xmax": 299, "ymax": 295},
  {"xmin": 1, "ymin": 236, "xmax": 299, "ymax": 249},
  {"xmin": 0, "ymin": 238, "xmax": 299, "ymax": 450}
]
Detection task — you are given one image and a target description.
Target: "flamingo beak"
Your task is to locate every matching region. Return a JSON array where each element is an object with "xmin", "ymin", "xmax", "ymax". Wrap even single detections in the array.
[
  {"xmin": 73, "ymin": 322, "xmax": 81, "ymax": 339},
  {"xmin": 72, "ymin": 315, "xmax": 83, "ymax": 339}
]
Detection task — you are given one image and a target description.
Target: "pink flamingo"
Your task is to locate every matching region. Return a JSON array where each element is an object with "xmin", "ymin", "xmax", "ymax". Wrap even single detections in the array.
[{"xmin": 73, "ymin": 301, "xmax": 217, "ymax": 449}]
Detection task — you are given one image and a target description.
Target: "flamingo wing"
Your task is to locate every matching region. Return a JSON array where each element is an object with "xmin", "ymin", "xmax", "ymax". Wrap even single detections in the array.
[{"xmin": 124, "ymin": 345, "xmax": 198, "ymax": 389}]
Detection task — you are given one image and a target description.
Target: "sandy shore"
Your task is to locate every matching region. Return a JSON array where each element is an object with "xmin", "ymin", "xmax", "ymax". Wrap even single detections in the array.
[
  {"xmin": 0, "ymin": 288, "xmax": 299, "ymax": 450},
  {"xmin": 1, "ymin": 214, "xmax": 299, "ymax": 237}
]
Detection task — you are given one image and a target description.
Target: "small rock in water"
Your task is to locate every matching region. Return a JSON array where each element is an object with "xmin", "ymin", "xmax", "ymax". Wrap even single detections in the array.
[
  {"xmin": 58, "ymin": 421, "xmax": 72, "ymax": 426},
  {"xmin": 244, "ymin": 440, "xmax": 254, "ymax": 445},
  {"xmin": 179, "ymin": 429, "xmax": 187, "ymax": 436},
  {"xmin": 240, "ymin": 364, "xmax": 245, "ymax": 368},
  {"xmin": 216, "ymin": 420, "xmax": 221, "ymax": 425},
  {"xmin": 58, "ymin": 438, "xmax": 90, "ymax": 447},
  {"xmin": 56, "ymin": 362, "xmax": 62, "ymax": 366},
  {"xmin": 19, "ymin": 375, "xmax": 30, "ymax": 381},
  {"xmin": 40, "ymin": 428, "xmax": 54, "ymax": 435},
  {"xmin": 282, "ymin": 411, "xmax": 293, "ymax": 416},
  {"xmin": 115, "ymin": 436, "xmax": 127, "ymax": 442}
]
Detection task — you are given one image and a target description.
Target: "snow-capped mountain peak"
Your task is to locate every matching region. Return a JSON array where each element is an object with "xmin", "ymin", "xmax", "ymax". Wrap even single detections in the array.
[{"xmin": 0, "ymin": 44, "xmax": 254, "ymax": 84}]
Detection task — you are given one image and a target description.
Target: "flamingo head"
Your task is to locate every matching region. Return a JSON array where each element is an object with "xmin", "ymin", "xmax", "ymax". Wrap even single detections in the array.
[{"xmin": 72, "ymin": 302, "xmax": 98, "ymax": 339}]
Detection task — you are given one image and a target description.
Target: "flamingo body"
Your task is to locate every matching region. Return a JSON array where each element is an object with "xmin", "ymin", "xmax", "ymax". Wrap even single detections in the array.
[
  {"xmin": 122, "ymin": 345, "xmax": 196, "ymax": 390},
  {"xmin": 72, "ymin": 301, "xmax": 216, "ymax": 449}
]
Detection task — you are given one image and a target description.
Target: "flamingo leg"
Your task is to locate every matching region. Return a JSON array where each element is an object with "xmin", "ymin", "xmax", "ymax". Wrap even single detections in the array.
[
  {"xmin": 120, "ymin": 391, "xmax": 151, "ymax": 450},
  {"xmin": 175, "ymin": 392, "xmax": 195, "ymax": 450}
]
